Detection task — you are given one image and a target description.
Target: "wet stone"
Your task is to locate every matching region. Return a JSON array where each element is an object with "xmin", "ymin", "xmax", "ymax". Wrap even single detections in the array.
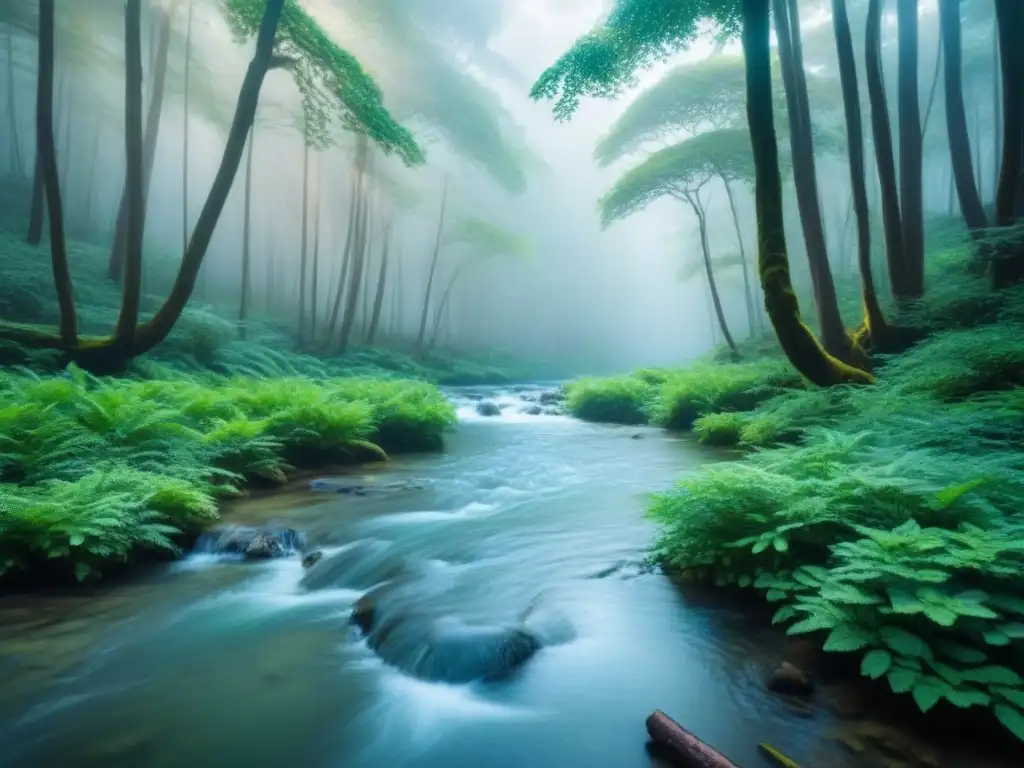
[
  {"xmin": 476, "ymin": 401, "xmax": 501, "ymax": 417},
  {"xmin": 768, "ymin": 661, "xmax": 814, "ymax": 695}
]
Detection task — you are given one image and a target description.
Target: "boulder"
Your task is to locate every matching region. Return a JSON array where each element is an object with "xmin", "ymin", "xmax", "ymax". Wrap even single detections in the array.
[
  {"xmin": 301, "ymin": 540, "xmax": 406, "ymax": 591},
  {"xmin": 193, "ymin": 526, "xmax": 305, "ymax": 560},
  {"xmin": 523, "ymin": 405, "xmax": 543, "ymax": 416},
  {"xmin": 476, "ymin": 401, "xmax": 501, "ymax": 417},
  {"xmin": 301, "ymin": 551, "xmax": 323, "ymax": 569},
  {"xmin": 767, "ymin": 661, "xmax": 814, "ymax": 695},
  {"xmin": 538, "ymin": 390, "xmax": 563, "ymax": 405}
]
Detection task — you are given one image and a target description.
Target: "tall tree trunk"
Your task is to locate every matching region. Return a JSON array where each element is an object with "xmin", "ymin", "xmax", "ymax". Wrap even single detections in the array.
[
  {"xmin": 113, "ymin": 0, "xmax": 146, "ymax": 345},
  {"xmin": 239, "ymin": 125, "xmax": 254, "ymax": 338},
  {"xmin": 27, "ymin": 156, "xmax": 44, "ymax": 244},
  {"xmin": 109, "ymin": 2, "xmax": 178, "ymax": 281},
  {"xmin": 58, "ymin": 76, "xmax": 73, "ymax": 190},
  {"xmin": 416, "ymin": 178, "xmax": 449, "ymax": 357},
  {"xmin": 773, "ymin": 0, "xmax": 850, "ymax": 359},
  {"xmin": 685, "ymin": 189, "xmax": 738, "ymax": 355},
  {"xmin": 36, "ymin": 0, "xmax": 76, "ymax": 345},
  {"xmin": 896, "ymin": 0, "xmax": 924, "ymax": 297},
  {"xmin": 992, "ymin": 19, "xmax": 1001, "ymax": 204},
  {"xmin": 310, "ymin": 165, "xmax": 322, "ymax": 346},
  {"xmin": 81, "ymin": 124, "xmax": 102, "ymax": 239},
  {"xmin": 5, "ymin": 25, "xmax": 25, "ymax": 178},
  {"xmin": 721, "ymin": 176, "xmax": 757, "ymax": 337},
  {"xmin": 428, "ymin": 259, "xmax": 473, "ymax": 350},
  {"xmin": 326, "ymin": 175, "xmax": 360, "ymax": 345},
  {"xmin": 391, "ymin": 244, "xmax": 403, "ymax": 337},
  {"xmin": 366, "ymin": 220, "xmax": 391, "ymax": 345},
  {"xmin": 182, "ymin": 0, "xmax": 192, "ymax": 256},
  {"xmin": 866, "ymin": 0, "xmax": 910, "ymax": 300},
  {"xmin": 832, "ymin": 0, "xmax": 887, "ymax": 348},
  {"xmin": 337, "ymin": 139, "xmax": 372, "ymax": 355},
  {"xmin": 921, "ymin": 36, "xmax": 942, "ymax": 141},
  {"xmin": 297, "ymin": 136, "xmax": 310, "ymax": 344},
  {"xmin": 741, "ymin": 0, "xmax": 872, "ymax": 386},
  {"xmin": 994, "ymin": 0, "xmax": 1023, "ymax": 225},
  {"xmin": 938, "ymin": 0, "xmax": 986, "ymax": 231}
]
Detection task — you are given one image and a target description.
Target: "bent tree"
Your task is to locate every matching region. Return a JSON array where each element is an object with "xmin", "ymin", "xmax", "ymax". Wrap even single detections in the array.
[
  {"xmin": 8, "ymin": 0, "xmax": 423, "ymax": 369},
  {"xmin": 530, "ymin": 0, "xmax": 872, "ymax": 385}
]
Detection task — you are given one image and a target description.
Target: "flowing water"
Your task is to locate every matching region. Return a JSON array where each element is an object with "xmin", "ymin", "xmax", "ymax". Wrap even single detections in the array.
[{"xmin": 0, "ymin": 387, "xmax": 1011, "ymax": 767}]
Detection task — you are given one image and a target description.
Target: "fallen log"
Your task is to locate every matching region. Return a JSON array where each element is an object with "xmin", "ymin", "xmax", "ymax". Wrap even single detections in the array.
[{"xmin": 645, "ymin": 710, "xmax": 740, "ymax": 768}]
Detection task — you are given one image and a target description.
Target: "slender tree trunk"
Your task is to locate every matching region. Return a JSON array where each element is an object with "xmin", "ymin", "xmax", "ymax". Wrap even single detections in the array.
[
  {"xmin": 109, "ymin": 2, "xmax": 178, "ymax": 281},
  {"xmin": 994, "ymin": 0, "xmax": 1023, "ymax": 225},
  {"xmin": 182, "ymin": 0, "xmax": 192, "ymax": 256},
  {"xmin": 773, "ymin": 0, "xmax": 850, "ymax": 358},
  {"xmin": 81, "ymin": 124, "xmax": 102, "ymax": 239},
  {"xmin": 239, "ymin": 126, "xmax": 254, "ymax": 338},
  {"xmin": 937, "ymin": 0, "xmax": 986, "ymax": 231},
  {"xmin": 832, "ymin": 0, "xmax": 887, "ymax": 349},
  {"xmin": 741, "ymin": 0, "xmax": 872, "ymax": 386},
  {"xmin": 428, "ymin": 259, "xmax": 473, "ymax": 349},
  {"xmin": 36, "ymin": 0, "xmax": 76, "ymax": 345},
  {"xmin": 866, "ymin": 0, "xmax": 910, "ymax": 300},
  {"xmin": 310, "ymin": 165, "xmax": 322, "ymax": 345},
  {"xmin": 366, "ymin": 220, "xmax": 391, "ymax": 345},
  {"xmin": 113, "ymin": 0, "xmax": 146, "ymax": 345},
  {"xmin": 992, "ymin": 20, "xmax": 1001, "ymax": 204},
  {"xmin": 297, "ymin": 136, "xmax": 310, "ymax": 343},
  {"xmin": 58, "ymin": 77, "xmax": 73, "ymax": 190},
  {"xmin": 326, "ymin": 175, "xmax": 360, "ymax": 345},
  {"xmin": 685, "ymin": 189, "xmax": 738, "ymax": 355},
  {"xmin": 392, "ymin": 244, "xmax": 403, "ymax": 337},
  {"xmin": 921, "ymin": 36, "xmax": 942, "ymax": 141},
  {"xmin": 5, "ymin": 25, "xmax": 25, "ymax": 178},
  {"xmin": 721, "ymin": 176, "xmax": 756, "ymax": 337},
  {"xmin": 416, "ymin": 178, "xmax": 449, "ymax": 357},
  {"xmin": 337, "ymin": 139, "xmax": 372, "ymax": 354},
  {"xmin": 896, "ymin": 0, "xmax": 924, "ymax": 297},
  {"xmin": 27, "ymin": 156, "xmax": 44, "ymax": 244}
]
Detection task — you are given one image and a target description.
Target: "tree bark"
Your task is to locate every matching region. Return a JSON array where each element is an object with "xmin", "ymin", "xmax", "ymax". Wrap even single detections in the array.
[
  {"xmin": 772, "ymin": 0, "xmax": 850, "ymax": 359},
  {"xmin": 939, "ymin": 0, "xmax": 986, "ymax": 230},
  {"xmin": 896, "ymin": 0, "xmax": 924, "ymax": 297},
  {"xmin": 239, "ymin": 125, "xmax": 254, "ymax": 338},
  {"xmin": 182, "ymin": 0, "xmax": 192, "ymax": 256},
  {"xmin": 721, "ymin": 176, "xmax": 757, "ymax": 337},
  {"xmin": 113, "ymin": 0, "xmax": 146, "ymax": 346},
  {"xmin": 832, "ymin": 0, "xmax": 887, "ymax": 350},
  {"xmin": 741, "ymin": 0, "xmax": 872, "ymax": 386},
  {"xmin": 36, "ymin": 0, "xmax": 76, "ymax": 345},
  {"xmin": 645, "ymin": 711, "xmax": 739, "ymax": 768},
  {"xmin": 993, "ymin": 0, "xmax": 1022, "ymax": 225},
  {"xmin": 866, "ymin": 0, "xmax": 910, "ymax": 301},
  {"xmin": 326, "ymin": 174, "xmax": 360, "ymax": 346},
  {"xmin": 310, "ymin": 164, "xmax": 322, "ymax": 345},
  {"xmin": 108, "ymin": 3, "xmax": 178, "ymax": 281},
  {"xmin": 366, "ymin": 219, "xmax": 391, "ymax": 345},
  {"xmin": 416, "ymin": 178, "xmax": 449, "ymax": 357},
  {"xmin": 685, "ymin": 188, "xmax": 738, "ymax": 356}
]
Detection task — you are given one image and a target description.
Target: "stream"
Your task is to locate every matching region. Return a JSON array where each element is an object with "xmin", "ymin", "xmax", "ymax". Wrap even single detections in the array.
[{"xmin": 0, "ymin": 386, "xmax": 1008, "ymax": 767}]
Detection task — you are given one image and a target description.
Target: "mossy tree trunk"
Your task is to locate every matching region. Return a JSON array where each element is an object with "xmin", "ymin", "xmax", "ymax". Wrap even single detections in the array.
[
  {"xmin": 938, "ymin": 0, "xmax": 986, "ymax": 231},
  {"xmin": 831, "ymin": 0, "xmax": 887, "ymax": 348},
  {"xmin": 109, "ymin": 2, "xmax": 178, "ymax": 281},
  {"xmin": 366, "ymin": 219, "xmax": 391, "ymax": 345},
  {"xmin": 866, "ymin": 0, "xmax": 910, "ymax": 302},
  {"xmin": 741, "ymin": 0, "xmax": 872, "ymax": 386},
  {"xmin": 239, "ymin": 125, "xmax": 254, "ymax": 339},
  {"xmin": 415, "ymin": 178, "xmax": 449, "ymax": 358},
  {"xmin": 772, "ymin": 0, "xmax": 850, "ymax": 360},
  {"xmin": 896, "ymin": 0, "xmax": 925, "ymax": 298}
]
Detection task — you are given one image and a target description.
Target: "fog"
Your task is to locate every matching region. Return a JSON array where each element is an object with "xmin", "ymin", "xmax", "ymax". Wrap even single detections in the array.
[{"xmin": 0, "ymin": 0, "xmax": 1001, "ymax": 373}]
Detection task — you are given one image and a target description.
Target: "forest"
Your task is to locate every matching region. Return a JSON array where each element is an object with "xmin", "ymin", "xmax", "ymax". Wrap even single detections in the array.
[{"xmin": 0, "ymin": 0, "xmax": 1022, "ymax": 765}]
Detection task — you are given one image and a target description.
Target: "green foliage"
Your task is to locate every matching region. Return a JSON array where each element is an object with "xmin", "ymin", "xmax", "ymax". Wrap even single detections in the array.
[
  {"xmin": 0, "ymin": 367, "xmax": 455, "ymax": 582},
  {"xmin": 222, "ymin": 0, "xmax": 423, "ymax": 161},
  {"xmin": 564, "ymin": 375, "xmax": 654, "ymax": 424},
  {"xmin": 692, "ymin": 410, "xmax": 749, "ymax": 446},
  {"xmin": 449, "ymin": 217, "xmax": 532, "ymax": 259},
  {"xmin": 529, "ymin": 0, "xmax": 741, "ymax": 120},
  {"xmin": 648, "ymin": 317, "xmax": 1024, "ymax": 741},
  {"xmin": 598, "ymin": 128, "xmax": 755, "ymax": 227}
]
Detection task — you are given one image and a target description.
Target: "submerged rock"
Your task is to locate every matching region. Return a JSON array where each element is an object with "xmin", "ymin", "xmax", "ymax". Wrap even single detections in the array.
[
  {"xmin": 538, "ymin": 390, "xmax": 564, "ymax": 405},
  {"xmin": 476, "ymin": 401, "xmax": 501, "ymax": 417},
  {"xmin": 309, "ymin": 477, "xmax": 426, "ymax": 495},
  {"xmin": 193, "ymin": 526, "xmax": 306, "ymax": 560},
  {"xmin": 768, "ymin": 661, "xmax": 814, "ymax": 695},
  {"xmin": 301, "ymin": 540, "xmax": 406, "ymax": 592},
  {"xmin": 523, "ymin": 405, "xmax": 543, "ymax": 416},
  {"xmin": 301, "ymin": 551, "xmax": 323, "ymax": 569}
]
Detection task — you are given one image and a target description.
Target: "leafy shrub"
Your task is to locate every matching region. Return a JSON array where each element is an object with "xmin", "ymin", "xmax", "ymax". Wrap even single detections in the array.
[
  {"xmin": 692, "ymin": 411, "xmax": 749, "ymax": 446},
  {"xmin": 564, "ymin": 375, "xmax": 653, "ymax": 424}
]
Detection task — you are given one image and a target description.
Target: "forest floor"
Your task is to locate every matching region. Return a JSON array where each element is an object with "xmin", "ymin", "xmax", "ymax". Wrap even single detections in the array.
[
  {"xmin": 563, "ymin": 244, "xmax": 1024, "ymax": 742},
  {"xmin": 0, "ymin": 227, "xmax": 545, "ymax": 586}
]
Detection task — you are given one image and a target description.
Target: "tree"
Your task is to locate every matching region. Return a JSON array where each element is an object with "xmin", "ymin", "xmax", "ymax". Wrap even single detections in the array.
[
  {"xmin": 530, "ymin": 0, "xmax": 872, "ymax": 385},
  {"xmin": 896, "ymin": 0, "xmax": 924, "ymax": 298},
  {"xmin": 415, "ymin": 178, "xmax": 449, "ymax": 357},
  {"xmin": 4, "ymin": 0, "xmax": 424, "ymax": 369}
]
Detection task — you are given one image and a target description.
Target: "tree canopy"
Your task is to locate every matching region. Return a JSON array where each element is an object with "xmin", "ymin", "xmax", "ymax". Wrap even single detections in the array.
[
  {"xmin": 530, "ymin": 0, "xmax": 741, "ymax": 120},
  {"xmin": 222, "ymin": 0, "xmax": 423, "ymax": 160},
  {"xmin": 448, "ymin": 215, "xmax": 532, "ymax": 259},
  {"xmin": 598, "ymin": 128, "xmax": 754, "ymax": 227}
]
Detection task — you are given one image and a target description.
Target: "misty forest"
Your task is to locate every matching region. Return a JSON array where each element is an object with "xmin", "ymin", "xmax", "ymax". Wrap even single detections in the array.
[{"xmin": 0, "ymin": 0, "xmax": 1022, "ymax": 766}]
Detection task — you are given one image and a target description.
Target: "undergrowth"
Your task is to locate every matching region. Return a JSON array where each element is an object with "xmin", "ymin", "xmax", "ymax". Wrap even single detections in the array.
[{"xmin": 0, "ymin": 365, "xmax": 455, "ymax": 583}]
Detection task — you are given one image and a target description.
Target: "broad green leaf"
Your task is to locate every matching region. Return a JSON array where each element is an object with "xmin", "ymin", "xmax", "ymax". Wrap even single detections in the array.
[
  {"xmin": 68, "ymin": 533, "xmax": 85, "ymax": 547},
  {"xmin": 936, "ymin": 642, "xmax": 987, "ymax": 664},
  {"xmin": 880, "ymin": 626, "xmax": 932, "ymax": 660},
  {"xmin": 773, "ymin": 536, "xmax": 789, "ymax": 553},
  {"xmin": 824, "ymin": 624, "xmax": 874, "ymax": 652},
  {"xmin": 923, "ymin": 604, "xmax": 958, "ymax": 627},
  {"xmin": 888, "ymin": 666, "xmax": 919, "ymax": 694},
  {"xmin": 772, "ymin": 605, "xmax": 797, "ymax": 625},
  {"xmin": 934, "ymin": 478, "xmax": 987, "ymax": 508},
  {"xmin": 1001, "ymin": 623, "xmax": 1024, "ymax": 639},
  {"xmin": 944, "ymin": 686, "xmax": 990, "ymax": 708},
  {"xmin": 861, "ymin": 649, "xmax": 892, "ymax": 679},
  {"xmin": 984, "ymin": 631, "xmax": 1011, "ymax": 646},
  {"xmin": 766, "ymin": 589, "xmax": 788, "ymax": 602},
  {"xmin": 992, "ymin": 686, "xmax": 1024, "ymax": 709},
  {"xmin": 787, "ymin": 614, "xmax": 840, "ymax": 635},
  {"xmin": 959, "ymin": 666, "xmax": 1023, "ymax": 686},
  {"xmin": 994, "ymin": 704, "xmax": 1024, "ymax": 742},
  {"xmin": 888, "ymin": 588, "xmax": 925, "ymax": 615},
  {"xmin": 912, "ymin": 676, "xmax": 949, "ymax": 712}
]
